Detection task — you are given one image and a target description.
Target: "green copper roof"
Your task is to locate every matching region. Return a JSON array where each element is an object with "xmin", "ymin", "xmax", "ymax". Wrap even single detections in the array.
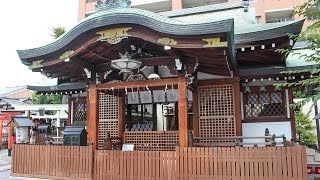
[
  {"xmin": 17, "ymin": 6, "xmax": 234, "ymax": 61},
  {"xmin": 84, "ymin": 7, "xmax": 207, "ymax": 25},
  {"xmin": 171, "ymin": 8, "xmax": 301, "ymax": 35}
]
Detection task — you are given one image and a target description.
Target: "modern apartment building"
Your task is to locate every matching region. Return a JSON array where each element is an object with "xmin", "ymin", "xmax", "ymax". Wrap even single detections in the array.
[{"xmin": 78, "ymin": 0, "xmax": 312, "ymax": 25}]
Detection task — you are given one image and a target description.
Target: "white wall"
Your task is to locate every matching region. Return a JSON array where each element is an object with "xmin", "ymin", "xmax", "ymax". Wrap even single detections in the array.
[
  {"xmin": 242, "ymin": 121, "xmax": 292, "ymax": 146},
  {"xmin": 16, "ymin": 127, "xmax": 29, "ymax": 143}
]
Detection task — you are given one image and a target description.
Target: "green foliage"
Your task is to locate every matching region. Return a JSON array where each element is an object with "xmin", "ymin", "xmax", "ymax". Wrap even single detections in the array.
[
  {"xmin": 295, "ymin": 110, "xmax": 317, "ymax": 145},
  {"xmin": 294, "ymin": 91, "xmax": 307, "ymax": 98},
  {"xmin": 276, "ymin": 1, "xmax": 320, "ymax": 108},
  {"xmin": 32, "ymin": 93, "xmax": 62, "ymax": 104},
  {"xmin": 50, "ymin": 26, "xmax": 66, "ymax": 39}
]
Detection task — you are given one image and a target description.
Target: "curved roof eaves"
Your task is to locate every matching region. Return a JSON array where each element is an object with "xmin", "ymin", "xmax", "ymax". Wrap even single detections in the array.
[
  {"xmin": 235, "ymin": 19, "xmax": 304, "ymax": 43},
  {"xmin": 17, "ymin": 8, "xmax": 234, "ymax": 61}
]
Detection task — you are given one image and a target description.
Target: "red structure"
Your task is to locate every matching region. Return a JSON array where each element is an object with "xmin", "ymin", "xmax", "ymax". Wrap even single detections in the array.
[{"xmin": 0, "ymin": 110, "xmax": 22, "ymax": 155}]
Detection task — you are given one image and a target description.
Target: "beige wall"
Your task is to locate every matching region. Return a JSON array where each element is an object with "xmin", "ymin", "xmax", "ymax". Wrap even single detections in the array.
[{"xmin": 249, "ymin": 0, "xmax": 305, "ymax": 23}]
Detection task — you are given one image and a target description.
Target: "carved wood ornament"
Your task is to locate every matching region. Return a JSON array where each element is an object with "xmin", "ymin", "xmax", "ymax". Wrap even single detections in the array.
[{"xmin": 96, "ymin": 27, "xmax": 132, "ymax": 44}]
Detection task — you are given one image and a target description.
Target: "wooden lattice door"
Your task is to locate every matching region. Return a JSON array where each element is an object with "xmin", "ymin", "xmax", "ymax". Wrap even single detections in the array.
[
  {"xmin": 198, "ymin": 85, "xmax": 235, "ymax": 142},
  {"xmin": 98, "ymin": 93, "xmax": 119, "ymax": 149}
]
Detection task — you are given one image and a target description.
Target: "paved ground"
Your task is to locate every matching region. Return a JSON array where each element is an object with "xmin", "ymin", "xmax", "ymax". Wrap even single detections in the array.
[{"xmin": 0, "ymin": 149, "xmax": 11, "ymax": 180}]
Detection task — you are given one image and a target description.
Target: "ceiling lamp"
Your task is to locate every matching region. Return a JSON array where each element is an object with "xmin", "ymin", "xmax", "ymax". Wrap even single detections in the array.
[
  {"xmin": 148, "ymin": 73, "xmax": 160, "ymax": 80},
  {"xmin": 111, "ymin": 52, "xmax": 141, "ymax": 74}
]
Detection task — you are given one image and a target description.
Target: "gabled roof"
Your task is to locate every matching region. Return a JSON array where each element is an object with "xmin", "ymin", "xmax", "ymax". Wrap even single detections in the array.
[
  {"xmin": 0, "ymin": 86, "xmax": 27, "ymax": 97},
  {"xmin": 0, "ymin": 98, "xmax": 29, "ymax": 106},
  {"xmin": 7, "ymin": 116, "xmax": 35, "ymax": 127}
]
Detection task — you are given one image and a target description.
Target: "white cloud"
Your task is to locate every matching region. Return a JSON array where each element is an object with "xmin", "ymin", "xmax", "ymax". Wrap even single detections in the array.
[{"xmin": 0, "ymin": 0, "xmax": 78, "ymax": 88}]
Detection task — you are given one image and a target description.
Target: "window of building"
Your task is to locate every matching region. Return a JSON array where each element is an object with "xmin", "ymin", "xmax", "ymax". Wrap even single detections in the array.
[
  {"xmin": 266, "ymin": 17, "xmax": 293, "ymax": 23},
  {"xmin": 243, "ymin": 86, "xmax": 287, "ymax": 120}
]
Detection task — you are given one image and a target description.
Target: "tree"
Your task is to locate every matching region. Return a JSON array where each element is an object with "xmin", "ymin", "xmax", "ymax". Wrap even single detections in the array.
[
  {"xmin": 295, "ymin": 110, "xmax": 317, "ymax": 145},
  {"xmin": 50, "ymin": 26, "xmax": 66, "ymax": 39},
  {"xmin": 32, "ymin": 93, "xmax": 62, "ymax": 104},
  {"xmin": 276, "ymin": 0, "xmax": 320, "ymax": 108}
]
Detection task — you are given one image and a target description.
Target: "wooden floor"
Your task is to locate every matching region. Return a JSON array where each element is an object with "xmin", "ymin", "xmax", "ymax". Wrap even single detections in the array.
[{"xmin": 11, "ymin": 144, "xmax": 307, "ymax": 180}]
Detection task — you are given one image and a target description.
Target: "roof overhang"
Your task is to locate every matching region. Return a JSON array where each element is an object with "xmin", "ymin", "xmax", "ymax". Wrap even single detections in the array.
[
  {"xmin": 17, "ymin": 8, "xmax": 237, "ymax": 82},
  {"xmin": 17, "ymin": 9, "xmax": 234, "ymax": 62}
]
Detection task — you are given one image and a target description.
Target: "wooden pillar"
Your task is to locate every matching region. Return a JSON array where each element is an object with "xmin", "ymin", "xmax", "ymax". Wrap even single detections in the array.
[
  {"xmin": 87, "ymin": 85, "xmax": 98, "ymax": 149},
  {"xmin": 67, "ymin": 97, "xmax": 72, "ymax": 126},
  {"xmin": 118, "ymin": 93, "xmax": 125, "ymax": 140},
  {"xmin": 127, "ymin": 105, "xmax": 132, "ymax": 130},
  {"xmin": 152, "ymin": 104, "xmax": 157, "ymax": 130},
  {"xmin": 153, "ymin": 66, "xmax": 158, "ymax": 131},
  {"xmin": 174, "ymin": 102, "xmax": 178, "ymax": 130},
  {"xmin": 192, "ymin": 91, "xmax": 200, "ymax": 137},
  {"xmin": 7, "ymin": 126, "xmax": 12, "ymax": 155},
  {"xmin": 288, "ymin": 88, "xmax": 297, "ymax": 142},
  {"xmin": 140, "ymin": 105, "xmax": 144, "ymax": 123},
  {"xmin": 233, "ymin": 80, "xmax": 242, "ymax": 136},
  {"xmin": 178, "ymin": 76, "xmax": 188, "ymax": 147}
]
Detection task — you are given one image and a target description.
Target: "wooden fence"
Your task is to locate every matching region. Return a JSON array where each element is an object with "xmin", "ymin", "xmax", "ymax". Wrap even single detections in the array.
[
  {"xmin": 11, "ymin": 145, "xmax": 307, "ymax": 180},
  {"xmin": 94, "ymin": 146, "xmax": 307, "ymax": 180},
  {"xmin": 11, "ymin": 144, "xmax": 93, "ymax": 180}
]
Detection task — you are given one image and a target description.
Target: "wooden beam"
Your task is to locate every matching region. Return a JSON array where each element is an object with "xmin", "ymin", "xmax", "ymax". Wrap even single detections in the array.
[
  {"xmin": 96, "ymin": 78, "xmax": 179, "ymax": 90},
  {"xmin": 198, "ymin": 78, "xmax": 240, "ymax": 86},
  {"xmin": 166, "ymin": 48, "xmax": 183, "ymax": 60},
  {"xmin": 198, "ymin": 66, "xmax": 230, "ymax": 76},
  {"xmin": 179, "ymin": 49, "xmax": 227, "ymax": 59},
  {"xmin": 233, "ymin": 81, "xmax": 242, "ymax": 136},
  {"xmin": 140, "ymin": 56, "xmax": 176, "ymax": 66},
  {"xmin": 192, "ymin": 91, "xmax": 200, "ymax": 137},
  {"xmin": 70, "ymin": 56, "xmax": 95, "ymax": 71},
  {"xmin": 118, "ymin": 92, "xmax": 125, "ymax": 140},
  {"xmin": 178, "ymin": 76, "xmax": 188, "ymax": 147},
  {"xmin": 87, "ymin": 85, "xmax": 98, "ymax": 150}
]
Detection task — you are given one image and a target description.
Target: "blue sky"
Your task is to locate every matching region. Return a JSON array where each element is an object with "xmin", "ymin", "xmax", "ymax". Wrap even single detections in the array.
[{"xmin": 0, "ymin": 0, "xmax": 78, "ymax": 88}]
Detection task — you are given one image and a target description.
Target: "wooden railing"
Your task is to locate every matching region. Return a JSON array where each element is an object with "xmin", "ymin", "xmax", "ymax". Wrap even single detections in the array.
[
  {"xmin": 11, "ymin": 144, "xmax": 93, "ymax": 180},
  {"xmin": 11, "ymin": 144, "xmax": 307, "ymax": 180},
  {"xmin": 190, "ymin": 133, "xmax": 287, "ymax": 147}
]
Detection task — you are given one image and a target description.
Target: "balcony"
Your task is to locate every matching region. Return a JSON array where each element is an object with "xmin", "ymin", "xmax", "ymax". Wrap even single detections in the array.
[{"xmin": 265, "ymin": 8, "xmax": 294, "ymax": 23}]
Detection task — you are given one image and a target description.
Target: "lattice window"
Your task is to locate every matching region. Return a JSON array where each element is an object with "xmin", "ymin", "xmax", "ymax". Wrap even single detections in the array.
[
  {"xmin": 99, "ymin": 93, "xmax": 118, "ymax": 120},
  {"xmin": 244, "ymin": 88, "xmax": 286, "ymax": 119},
  {"xmin": 199, "ymin": 85, "xmax": 234, "ymax": 117},
  {"xmin": 199, "ymin": 117, "xmax": 235, "ymax": 143},
  {"xmin": 198, "ymin": 85, "xmax": 235, "ymax": 142},
  {"xmin": 124, "ymin": 131, "xmax": 179, "ymax": 151},
  {"xmin": 98, "ymin": 120, "xmax": 119, "ymax": 149},
  {"xmin": 98, "ymin": 93, "xmax": 119, "ymax": 149},
  {"xmin": 71, "ymin": 97, "xmax": 87, "ymax": 124}
]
